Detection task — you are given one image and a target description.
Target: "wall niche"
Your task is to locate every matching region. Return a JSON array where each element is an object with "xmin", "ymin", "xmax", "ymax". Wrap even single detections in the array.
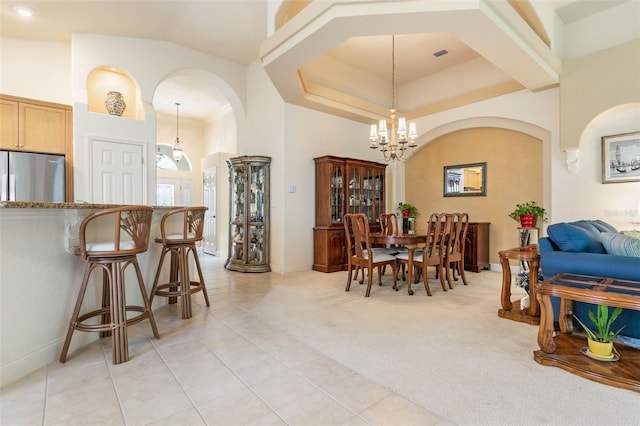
[{"xmin": 86, "ymin": 66, "xmax": 144, "ymax": 120}]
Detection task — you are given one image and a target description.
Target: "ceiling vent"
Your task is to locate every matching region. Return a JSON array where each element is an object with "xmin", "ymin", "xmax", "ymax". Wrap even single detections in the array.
[{"xmin": 433, "ymin": 49, "xmax": 449, "ymax": 57}]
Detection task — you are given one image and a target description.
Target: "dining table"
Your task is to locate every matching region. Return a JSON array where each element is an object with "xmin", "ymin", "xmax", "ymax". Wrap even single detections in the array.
[{"xmin": 370, "ymin": 232, "xmax": 428, "ymax": 295}]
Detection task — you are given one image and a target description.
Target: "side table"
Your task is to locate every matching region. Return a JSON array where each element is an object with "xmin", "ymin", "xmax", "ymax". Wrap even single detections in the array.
[
  {"xmin": 534, "ymin": 273, "xmax": 640, "ymax": 392},
  {"xmin": 498, "ymin": 246, "xmax": 540, "ymax": 324}
]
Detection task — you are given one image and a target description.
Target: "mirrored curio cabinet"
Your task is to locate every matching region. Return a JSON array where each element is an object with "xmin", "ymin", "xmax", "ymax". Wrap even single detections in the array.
[
  {"xmin": 225, "ymin": 155, "xmax": 271, "ymax": 272},
  {"xmin": 313, "ymin": 155, "xmax": 387, "ymax": 272}
]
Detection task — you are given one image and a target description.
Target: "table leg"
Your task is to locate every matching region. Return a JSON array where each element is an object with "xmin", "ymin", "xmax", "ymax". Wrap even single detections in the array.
[
  {"xmin": 526, "ymin": 259, "xmax": 540, "ymax": 316},
  {"xmin": 537, "ymin": 292, "xmax": 556, "ymax": 353},
  {"xmin": 499, "ymin": 254, "xmax": 513, "ymax": 311}
]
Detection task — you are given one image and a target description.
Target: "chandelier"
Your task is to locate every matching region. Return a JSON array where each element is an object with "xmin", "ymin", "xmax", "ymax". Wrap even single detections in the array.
[
  {"xmin": 369, "ymin": 35, "xmax": 417, "ymax": 161},
  {"xmin": 172, "ymin": 102, "xmax": 185, "ymax": 162}
]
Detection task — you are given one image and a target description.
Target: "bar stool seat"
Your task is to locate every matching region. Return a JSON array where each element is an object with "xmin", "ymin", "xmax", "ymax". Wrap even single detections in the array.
[
  {"xmin": 60, "ymin": 206, "xmax": 160, "ymax": 364},
  {"xmin": 150, "ymin": 207, "xmax": 209, "ymax": 319}
]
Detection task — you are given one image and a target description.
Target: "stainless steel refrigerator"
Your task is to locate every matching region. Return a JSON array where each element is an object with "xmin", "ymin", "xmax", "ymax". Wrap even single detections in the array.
[{"xmin": 0, "ymin": 151, "xmax": 65, "ymax": 202}]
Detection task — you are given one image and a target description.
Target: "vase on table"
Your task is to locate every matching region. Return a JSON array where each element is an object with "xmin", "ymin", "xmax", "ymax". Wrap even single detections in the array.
[{"xmin": 105, "ymin": 91, "xmax": 126, "ymax": 116}]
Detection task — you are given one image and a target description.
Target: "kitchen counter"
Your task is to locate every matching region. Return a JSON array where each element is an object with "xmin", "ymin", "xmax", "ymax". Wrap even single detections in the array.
[
  {"xmin": 0, "ymin": 201, "xmax": 176, "ymax": 209},
  {"xmin": 0, "ymin": 204, "xmax": 181, "ymax": 386}
]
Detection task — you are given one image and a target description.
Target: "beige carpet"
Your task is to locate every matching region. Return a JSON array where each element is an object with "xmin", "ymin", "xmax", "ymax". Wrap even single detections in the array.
[{"xmin": 243, "ymin": 267, "xmax": 640, "ymax": 425}]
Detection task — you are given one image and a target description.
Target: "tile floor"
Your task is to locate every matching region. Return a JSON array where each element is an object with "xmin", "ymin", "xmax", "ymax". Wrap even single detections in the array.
[{"xmin": 0, "ymin": 255, "xmax": 450, "ymax": 426}]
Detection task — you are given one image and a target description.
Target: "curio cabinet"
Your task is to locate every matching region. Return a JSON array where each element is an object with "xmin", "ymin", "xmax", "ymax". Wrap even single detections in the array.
[{"xmin": 225, "ymin": 155, "xmax": 271, "ymax": 272}]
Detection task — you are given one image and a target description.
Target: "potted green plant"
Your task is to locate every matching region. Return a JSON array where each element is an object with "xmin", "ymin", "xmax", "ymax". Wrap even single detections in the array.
[
  {"xmin": 573, "ymin": 304, "xmax": 625, "ymax": 359},
  {"xmin": 397, "ymin": 202, "xmax": 419, "ymax": 218},
  {"xmin": 508, "ymin": 200, "xmax": 547, "ymax": 227}
]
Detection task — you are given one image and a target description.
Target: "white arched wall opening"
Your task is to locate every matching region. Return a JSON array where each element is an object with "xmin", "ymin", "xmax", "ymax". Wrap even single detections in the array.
[
  {"xmin": 390, "ymin": 116, "xmax": 552, "ymax": 216},
  {"xmin": 573, "ymin": 103, "xmax": 640, "ymax": 172}
]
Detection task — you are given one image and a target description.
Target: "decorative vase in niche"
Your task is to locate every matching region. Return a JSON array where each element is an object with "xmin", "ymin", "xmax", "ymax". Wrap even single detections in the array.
[{"xmin": 105, "ymin": 91, "xmax": 126, "ymax": 116}]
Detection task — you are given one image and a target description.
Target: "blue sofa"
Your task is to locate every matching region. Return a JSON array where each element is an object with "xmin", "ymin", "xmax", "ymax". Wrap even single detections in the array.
[{"xmin": 539, "ymin": 220, "xmax": 640, "ymax": 341}]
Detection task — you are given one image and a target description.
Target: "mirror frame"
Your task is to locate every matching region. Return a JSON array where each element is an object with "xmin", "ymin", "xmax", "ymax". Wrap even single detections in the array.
[{"xmin": 443, "ymin": 162, "xmax": 487, "ymax": 197}]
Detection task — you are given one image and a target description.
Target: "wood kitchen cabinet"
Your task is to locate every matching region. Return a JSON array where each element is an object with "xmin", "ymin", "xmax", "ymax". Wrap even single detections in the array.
[
  {"xmin": 1, "ymin": 95, "xmax": 71, "ymax": 155},
  {"xmin": 464, "ymin": 222, "xmax": 490, "ymax": 272},
  {"xmin": 1, "ymin": 95, "xmax": 74, "ymax": 200},
  {"xmin": 313, "ymin": 155, "xmax": 387, "ymax": 272}
]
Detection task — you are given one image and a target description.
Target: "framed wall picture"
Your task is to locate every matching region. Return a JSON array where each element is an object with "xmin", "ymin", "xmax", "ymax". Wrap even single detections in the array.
[
  {"xmin": 443, "ymin": 162, "xmax": 487, "ymax": 197},
  {"xmin": 601, "ymin": 131, "xmax": 640, "ymax": 184}
]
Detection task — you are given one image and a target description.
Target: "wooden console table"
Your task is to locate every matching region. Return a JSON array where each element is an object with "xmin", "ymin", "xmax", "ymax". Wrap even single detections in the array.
[
  {"xmin": 498, "ymin": 246, "xmax": 540, "ymax": 324},
  {"xmin": 534, "ymin": 273, "xmax": 640, "ymax": 392}
]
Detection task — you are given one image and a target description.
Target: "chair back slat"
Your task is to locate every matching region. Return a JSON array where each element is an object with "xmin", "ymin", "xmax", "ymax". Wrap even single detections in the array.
[
  {"xmin": 159, "ymin": 207, "xmax": 208, "ymax": 243},
  {"xmin": 79, "ymin": 205, "xmax": 153, "ymax": 258},
  {"xmin": 380, "ymin": 213, "xmax": 398, "ymax": 236}
]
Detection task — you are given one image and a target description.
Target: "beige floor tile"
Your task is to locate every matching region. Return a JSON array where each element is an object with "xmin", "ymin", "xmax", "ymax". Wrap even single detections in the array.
[
  {"xmin": 276, "ymin": 390, "xmax": 357, "ymax": 425},
  {"xmin": 250, "ymin": 369, "xmax": 317, "ymax": 411},
  {"xmin": 293, "ymin": 356, "xmax": 354, "ymax": 386},
  {"xmin": 320, "ymin": 373, "xmax": 392, "ymax": 413},
  {"xmin": 119, "ymin": 381, "xmax": 193, "ymax": 426},
  {"xmin": 358, "ymin": 394, "xmax": 452, "ymax": 426},
  {"xmin": 0, "ymin": 368, "xmax": 47, "ymax": 425},
  {"xmin": 196, "ymin": 387, "xmax": 273, "ymax": 424},
  {"xmin": 214, "ymin": 341, "xmax": 288, "ymax": 385},
  {"xmin": 50, "ymin": 401, "xmax": 124, "ymax": 425},
  {"xmin": 247, "ymin": 412, "xmax": 288, "ymax": 426},
  {"xmin": 179, "ymin": 362, "xmax": 248, "ymax": 405},
  {"xmin": 45, "ymin": 377, "xmax": 118, "ymax": 425},
  {"xmin": 147, "ymin": 407, "xmax": 206, "ymax": 425}
]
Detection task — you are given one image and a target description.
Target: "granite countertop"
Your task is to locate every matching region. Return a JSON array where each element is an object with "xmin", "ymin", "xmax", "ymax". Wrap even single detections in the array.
[{"xmin": 0, "ymin": 201, "xmax": 177, "ymax": 210}]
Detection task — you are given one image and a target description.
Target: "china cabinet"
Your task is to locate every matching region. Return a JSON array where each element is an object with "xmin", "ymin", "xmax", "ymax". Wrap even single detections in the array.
[
  {"xmin": 313, "ymin": 155, "xmax": 387, "ymax": 272},
  {"xmin": 225, "ymin": 156, "xmax": 271, "ymax": 272},
  {"xmin": 464, "ymin": 222, "xmax": 491, "ymax": 272}
]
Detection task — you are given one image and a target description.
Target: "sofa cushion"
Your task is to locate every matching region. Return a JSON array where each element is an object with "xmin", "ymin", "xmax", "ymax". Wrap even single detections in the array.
[
  {"xmin": 601, "ymin": 232, "xmax": 640, "ymax": 257},
  {"xmin": 546, "ymin": 222, "xmax": 606, "ymax": 253},
  {"xmin": 590, "ymin": 220, "xmax": 618, "ymax": 233}
]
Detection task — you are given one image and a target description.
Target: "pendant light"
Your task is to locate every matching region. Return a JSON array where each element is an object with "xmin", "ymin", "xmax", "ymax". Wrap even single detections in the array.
[{"xmin": 172, "ymin": 102, "xmax": 185, "ymax": 162}]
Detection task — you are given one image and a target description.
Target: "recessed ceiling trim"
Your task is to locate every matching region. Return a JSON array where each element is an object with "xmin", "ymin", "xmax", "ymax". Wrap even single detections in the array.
[
  {"xmin": 261, "ymin": 0, "xmax": 561, "ymax": 123},
  {"xmin": 407, "ymin": 80, "xmax": 526, "ymax": 120}
]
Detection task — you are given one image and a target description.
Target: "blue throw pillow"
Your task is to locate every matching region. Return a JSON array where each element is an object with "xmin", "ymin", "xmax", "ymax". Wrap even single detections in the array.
[
  {"xmin": 546, "ymin": 222, "xmax": 606, "ymax": 253},
  {"xmin": 601, "ymin": 232, "xmax": 640, "ymax": 257},
  {"xmin": 591, "ymin": 220, "xmax": 618, "ymax": 233}
]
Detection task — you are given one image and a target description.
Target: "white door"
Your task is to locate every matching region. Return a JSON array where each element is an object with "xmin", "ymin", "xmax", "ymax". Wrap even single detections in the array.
[
  {"xmin": 91, "ymin": 139, "xmax": 144, "ymax": 204},
  {"xmin": 156, "ymin": 178, "xmax": 192, "ymax": 206},
  {"xmin": 203, "ymin": 167, "xmax": 216, "ymax": 255}
]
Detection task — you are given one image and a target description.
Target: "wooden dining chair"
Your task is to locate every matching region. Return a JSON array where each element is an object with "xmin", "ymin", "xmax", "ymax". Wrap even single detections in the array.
[
  {"xmin": 343, "ymin": 213, "xmax": 398, "ymax": 297},
  {"xmin": 443, "ymin": 212, "xmax": 470, "ymax": 287},
  {"xmin": 396, "ymin": 213, "xmax": 449, "ymax": 295},
  {"xmin": 378, "ymin": 212, "xmax": 402, "ymax": 277}
]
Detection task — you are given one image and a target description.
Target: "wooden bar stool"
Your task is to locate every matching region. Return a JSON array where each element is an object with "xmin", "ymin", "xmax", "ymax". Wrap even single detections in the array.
[
  {"xmin": 150, "ymin": 207, "xmax": 209, "ymax": 319},
  {"xmin": 60, "ymin": 206, "xmax": 160, "ymax": 364}
]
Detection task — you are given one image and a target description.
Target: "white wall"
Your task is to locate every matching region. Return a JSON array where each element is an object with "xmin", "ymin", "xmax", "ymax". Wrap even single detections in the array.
[
  {"xmin": 0, "ymin": 38, "xmax": 71, "ymax": 103},
  {"xmin": 553, "ymin": 106, "xmax": 640, "ymax": 230},
  {"xmin": 71, "ymin": 34, "xmax": 247, "ymax": 204}
]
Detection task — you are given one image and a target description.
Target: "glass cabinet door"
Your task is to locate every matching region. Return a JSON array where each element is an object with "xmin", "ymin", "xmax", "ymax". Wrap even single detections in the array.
[
  {"xmin": 229, "ymin": 163, "xmax": 245, "ymax": 262},
  {"xmin": 248, "ymin": 162, "xmax": 266, "ymax": 264},
  {"xmin": 330, "ymin": 164, "xmax": 343, "ymax": 224},
  {"xmin": 347, "ymin": 167, "xmax": 360, "ymax": 214},
  {"xmin": 362, "ymin": 168, "xmax": 374, "ymax": 222},
  {"xmin": 373, "ymin": 169, "xmax": 384, "ymax": 224}
]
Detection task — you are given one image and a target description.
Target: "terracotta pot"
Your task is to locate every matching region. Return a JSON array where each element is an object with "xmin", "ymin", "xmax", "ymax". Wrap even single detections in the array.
[
  {"xmin": 519, "ymin": 214, "xmax": 537, "ymax": 228},
  {"xmin": 587, "ymin": 338, "xmax": 613, "ymax": 358}
]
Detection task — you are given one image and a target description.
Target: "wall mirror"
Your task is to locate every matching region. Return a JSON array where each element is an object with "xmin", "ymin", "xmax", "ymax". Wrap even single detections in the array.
[{"xmin": 443, "ymin": 162, "xmax": 487, "ymax": 197}]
